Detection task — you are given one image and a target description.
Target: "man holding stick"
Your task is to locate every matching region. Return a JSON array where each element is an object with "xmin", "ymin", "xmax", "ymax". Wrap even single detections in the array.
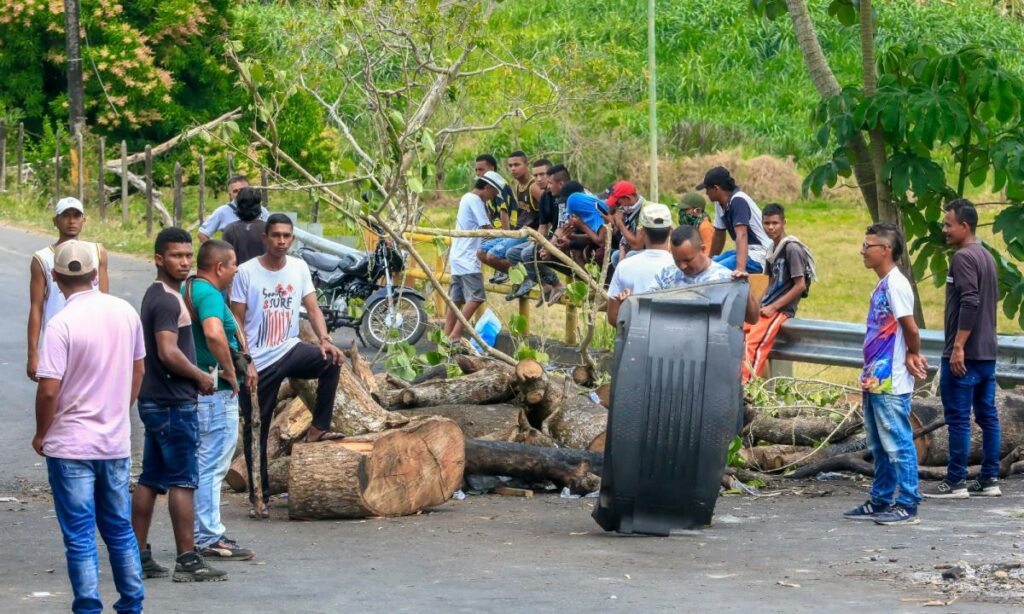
[{"xmin": 231, "ymin": 214, "xmax": 345, "ymax": 519}]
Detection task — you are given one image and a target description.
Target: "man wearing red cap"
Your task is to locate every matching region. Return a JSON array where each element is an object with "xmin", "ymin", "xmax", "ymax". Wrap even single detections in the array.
[{"xmin": 604, "ymin": 181, "xmax": 646, "ymax": 269}]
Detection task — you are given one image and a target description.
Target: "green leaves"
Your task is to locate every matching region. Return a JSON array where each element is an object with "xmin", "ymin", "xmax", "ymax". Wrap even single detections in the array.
[
  {"xmin": 514, "ymin": 343, "xmax": 550, "ymax": 365},
  {"xmin": 565, "ymin": 281, "xmax": 589, "ymax": 307},
  {"xmin": 826, "ymin": 0, "xmax": 859, "ymax": 27},
  {"xmin": 508, "ymin": 264, "xmax": 526, "ymax": 285},
  {"xmin": 385, "ymin": 341, "xmax": 420, "ymax": 381},
  {"xmin": 882, "ymin": 153, "xmax": 946, "ymax": 198},
  {"xmin": 508, "ymin": 314, "xmax": 529, "ymax": 337}
]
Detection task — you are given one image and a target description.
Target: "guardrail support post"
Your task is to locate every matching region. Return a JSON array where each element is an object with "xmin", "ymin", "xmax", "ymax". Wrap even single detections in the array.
[
  {"xmin": 518, "ymin": 297, "xmax": 531, "ymax": 336},
  {"xmin": 565, "ymin": 304, "xmax": 578, "ymax": 345}
]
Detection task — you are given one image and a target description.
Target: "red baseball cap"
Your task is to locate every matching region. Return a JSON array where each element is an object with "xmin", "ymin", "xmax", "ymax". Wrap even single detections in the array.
[{"xmin": 605, "ymin": 181, "xmax": 638, "ymax": 208}]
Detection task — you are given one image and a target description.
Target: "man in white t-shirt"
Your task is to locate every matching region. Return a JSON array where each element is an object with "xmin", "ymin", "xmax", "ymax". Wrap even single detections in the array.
[
  {"xmin": 648, "ymin": 225, "xmax": 760, "ymax": 324},
  {"xmin": 230, "ymin": 214, "xmax": 346, "ymax": 515},
  {"xmin": 697, "ymin": 166, "xmax": 771, "ymax": 276},
  {"xmin": 842, "ymin": 223, "xmax": 928, "ymax": 526},
  {"xmin": 444, "ymin": 171, "xmax": 503, "ymax": 339},
  {"xmin": 606, "ymin": 203, "xmax": 675, "ymax": 325}
]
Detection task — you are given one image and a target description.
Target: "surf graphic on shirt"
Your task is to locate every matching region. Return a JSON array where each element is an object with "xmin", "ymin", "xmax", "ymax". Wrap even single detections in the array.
[
  {"xmin": 862, "ymin": 277, "xmax": 898, "ymax": 394},
  {"xmin": 256, "ymin": 282, "xmax": 296, "ymax": 350}
]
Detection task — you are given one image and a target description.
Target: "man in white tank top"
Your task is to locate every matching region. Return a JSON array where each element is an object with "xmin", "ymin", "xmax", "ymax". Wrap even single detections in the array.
[{"xmin": 27, "ymin": 197, "xmax": 109, "ymax": 381}]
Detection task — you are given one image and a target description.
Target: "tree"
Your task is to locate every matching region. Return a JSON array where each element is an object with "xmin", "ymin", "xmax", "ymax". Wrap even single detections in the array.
[{"xmin": 752, "ymin": 0, "xmax": 1024, "ymax": 329}]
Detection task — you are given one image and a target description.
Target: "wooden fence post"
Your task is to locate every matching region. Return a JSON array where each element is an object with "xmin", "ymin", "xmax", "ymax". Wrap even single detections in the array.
[
  {"xmin": 518, "ymin": 297, "xmax": 531, "ymax": 336},
  {"xmin": 120, "ymin": 140, "xmax": 129, "ymax": 225},
  {"xmin": 0, "ymin": 120, "xmax": 6, "ymax": 193},
  {"xmin": 145, "ymin": 145, "xmax": 154, "ymax": 236},
  {"xmin": 16, "ymin": 122, "xmax": 24, "ymax": 189},
  {"xmin": 97, "ymin": 136, "xmax": 106, "ymax": 221},
  {"xmin": 54, "ymin": 125, "xmax": 62, "ymax": 208},
  {"xmin": 226, "ymin": 152, "xmax": 235, "ymax": 177},
  {"xmin": 565, "ymin": 304, "xmax": 578, "ymax": 345},
  {"xmin": 198, "ymin": 155, "xmax": 206, "ymax": 224},
  {"xmin": 75, "ymin": 128, "xmax": 84, "ymax": 203},
  {"xmin": 261, "ymin": 167, "xmax": 270, "ymax": 209},
  {"xmin": 173, "ymin": 162, "xmax": 183, "ymax": 226}
]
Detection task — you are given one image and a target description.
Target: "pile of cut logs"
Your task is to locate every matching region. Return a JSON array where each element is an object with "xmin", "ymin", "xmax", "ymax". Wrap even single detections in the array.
[{"xmin": 225, "ymin": 335, "xmax": 611, "ymax": 520}]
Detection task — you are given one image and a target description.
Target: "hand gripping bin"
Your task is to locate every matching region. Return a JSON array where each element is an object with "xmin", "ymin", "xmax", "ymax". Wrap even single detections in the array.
[{"xmin": 593, "ymin": 280, "xmax": 749, "ymax": 535}]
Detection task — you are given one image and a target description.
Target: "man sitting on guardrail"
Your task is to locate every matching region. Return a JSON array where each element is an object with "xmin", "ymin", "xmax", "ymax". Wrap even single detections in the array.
[
  {"xmin": 742, "ymin": 204, "xmax": 816, "ymax": 382},
  {"xmin": 844, "ymin": 223, "xmax": 928, "ymax": 525},
  {"xmin": 445, "ymin": 171, "xmax": 501, "ymax": 339},
  {"xmin": 923, "ymin": 199, "xmax": 1002, "ymax": 499},
  {"xmin": 697, "ymin": 166, "xmax": 771, "ymax": 277},
  {"xmin": 646, "ymin": 225, "xmax": 760, "ymax": 325}
]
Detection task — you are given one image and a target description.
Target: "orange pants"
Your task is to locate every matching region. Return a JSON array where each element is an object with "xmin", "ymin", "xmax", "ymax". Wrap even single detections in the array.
[{"xmin": 742, "ymin": 312, "xmax": 789, "ymax": 382}]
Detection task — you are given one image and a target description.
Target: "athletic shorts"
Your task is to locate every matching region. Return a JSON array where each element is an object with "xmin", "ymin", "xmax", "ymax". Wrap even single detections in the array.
[{"xmin": 450, "ymin": 273, "xmax": 486, "ymax": 303}]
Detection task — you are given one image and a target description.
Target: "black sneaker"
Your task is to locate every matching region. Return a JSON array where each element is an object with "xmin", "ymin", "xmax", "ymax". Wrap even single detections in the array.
[
  {"xmin": 842, "ymin": 500, "xmax": 889, "ymax": 521},
  {"xmin": 490, "ymin": 272, "xmax": 510, "ymax": 284},
  {"xmin": 966, "ymin": 477, "xmax": 1002, "ymax": 497},
  {"xmin": 873, "ymin": 504, "xmax": 920, "ymax": 525},
  {"xmin": 140, "ymin": 544, "xmax": 169, "ymax": 579},
  {"xmin": 505, "ymin": 279, "xmax": 535, "ymax": 301},
  {"xmin": 922, "ymin": 479, "xmax": 969, "ymax": 499},
  {"xmin": 199, "ymin": 537, "xmax": 256, "ymax": 561},
  {"xmin": 172, "ymin": 550, "xmax": 228, "ymax": 582}
]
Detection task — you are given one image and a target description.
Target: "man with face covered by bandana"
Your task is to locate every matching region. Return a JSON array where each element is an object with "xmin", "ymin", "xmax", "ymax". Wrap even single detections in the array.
[{"xmin": 677, "ymin": 192, "xmax": 714, "ymax": 256}]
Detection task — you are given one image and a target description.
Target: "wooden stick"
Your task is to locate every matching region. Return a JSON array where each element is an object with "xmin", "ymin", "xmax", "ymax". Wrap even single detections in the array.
[
  {"xmin": 144, "ymin": 146, "xmax": 154, "ymax": 236},
  {"xmin": 120, "ymin": 140, "xmax": 129, "ymax": 224},
  {"xmin": 105, "ymin": 109, "xmax": 241, "ymax": 168},
  {"xmin": 75, "ymin": 129, "xmax": 84, "ymax": 203},
  {"xmin": 198, "ymin": 156, "xmax": 206, "ymax": 224},
  {"xmin": 250, "ymin": 386, "xmax": 265, "ymax": 519},
  {"xmin": 0, "ymin": 120, "xmax": 6, "ymax": 192},
  {"xmin": 16, "ymin": 122, "xmax": 24, "ymax": 189},
  {"xmin": 173, "ymin": 162, "xmax": 183, "ymax": 226}
]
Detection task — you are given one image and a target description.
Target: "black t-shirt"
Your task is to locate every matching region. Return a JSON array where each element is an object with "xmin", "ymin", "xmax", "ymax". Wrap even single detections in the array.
[
  {"xmin": 944, "ymin": 243, "xmax": 998, "ymax": 360},
  {"xmin": 139, "ymin": 282, "xmax": 198, "ymax": 405},
  {"xmin": 223, "ymin": 220, "xmax": 267, "ymax": 265},
  {"xmin": 536, "ymin": 192, "xmax": 558, "ymax": 234}
]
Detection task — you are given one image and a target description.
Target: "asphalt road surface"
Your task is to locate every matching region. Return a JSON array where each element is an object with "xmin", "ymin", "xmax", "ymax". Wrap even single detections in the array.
[{"xmin": 0, "ymin": 223, "xmax": 1022, "ymax": 613}]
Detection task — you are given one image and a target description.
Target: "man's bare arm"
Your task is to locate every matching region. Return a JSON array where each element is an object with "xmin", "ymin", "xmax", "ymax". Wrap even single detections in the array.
[
  {"xmin": 98, "ymin": 246, "xmax": 110, "ymax": 293},
  {"xmin": 710, "ymin": 228, "xmax": 726, "ymax": 257},
  {"xmin": 26, "ymin": 259, "xmax": 46, "ymax": 381}
]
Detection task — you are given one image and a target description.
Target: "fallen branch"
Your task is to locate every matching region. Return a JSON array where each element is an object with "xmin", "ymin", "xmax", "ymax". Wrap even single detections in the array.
[
  {"xmin": 103, "ymin": 164, "xmax": 174, "ymax": 227},
  {"xmin": 106, "ymin": 109, "xmax": 242, "ymax": 168}
]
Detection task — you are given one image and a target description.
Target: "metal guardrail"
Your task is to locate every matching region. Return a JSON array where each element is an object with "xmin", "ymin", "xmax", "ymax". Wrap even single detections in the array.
[{"xmin": 772, "ymin": 318, "xmax": 1024, "ymax": 386}]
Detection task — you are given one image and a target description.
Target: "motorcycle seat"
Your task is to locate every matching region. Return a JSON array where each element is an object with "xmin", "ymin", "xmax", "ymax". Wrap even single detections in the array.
[
  {"xmin": 299, "ymin": 249, "xmax": 357, "ymax": 272},
  {"xmin": 341, "ymin": 256, "xmax": 370, "ymax": 276}
]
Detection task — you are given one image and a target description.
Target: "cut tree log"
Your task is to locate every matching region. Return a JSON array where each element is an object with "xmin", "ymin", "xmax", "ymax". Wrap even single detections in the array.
[
  {"xmin": 293, "ymin": 365, "xmax": 409, "ymax": 436},
  {"xmin": 911, "ymin": 391, "xmax": 1024, "ymax": 466},
  {"xmin": 228, "ymin": 456, "xmax": 290, "ymax": 496},
  {"xmin": 464, "ymin": 439, "xmax": 601, "ymax": 494},
  {"xmin": 287, "ymin": 417, "xmax": 465, "ymax": 519},
  {"xmin": 739, "ymin": 444, "xmax": 824, "ymax": 471},
  {"xmin": 410, "ymin": 364, "xmax": 448, "ymax": 385},
  {"xmin": 454, "ymin": 354, "xmax": 496, "ymax": 375},
  {"xmin": 395, "ymin": 404, "xmax": 521, "ymax": 439},
  {"xmin": 516, "ymin": 368, "xmax": 607, "ymax": 450},
  {"xmin": 278, "ymin": 379, "xmax": 296, "ymax": 402},
  {"xmin": 571, "ymin": 365, "xmax": 596, "ymax": 388},
  {"xmin": 271, "ymin": 396, "xmax": 313, "ymax": 442},
  {"xmin": 515, "ymin": 359, "xmax": 547, "ymax": 405},
  {"xmin": 226, "ymin": 455, "xmax": 248, "ymax": 493},
  {"xmin": 396, "ymin": 365, "xmax": 515, "ymax": 409},
  {"xmin": 347, "ymin": 342, "xmax": 379, "ymax": 397},
  {"xmin": 744, "ymin": 412, "xmax": 861, "ymax": 447},
  {"xmin": 595, "ymin": 383, "xmax": 611, "ymax": 409}
]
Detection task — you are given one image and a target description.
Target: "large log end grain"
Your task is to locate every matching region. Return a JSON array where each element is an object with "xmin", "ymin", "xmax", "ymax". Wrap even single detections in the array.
[
  {"xmin": 226, "ymin": 455, "xmax": 248, "ymax": 493},
  {"xmin": 287, "ymin": 417, "xmax": 465, "ymax": 520},
  {"xmin": 515, "ymin": 359, "xmax": 547, "ymax": 405},
  {"xmin": 272, "ymin": 396, "xmax": 313, "ymax": 442}
]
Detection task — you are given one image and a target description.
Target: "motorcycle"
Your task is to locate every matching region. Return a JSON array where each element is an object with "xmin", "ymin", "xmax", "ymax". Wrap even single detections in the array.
[{"xmin": 296, "ymin": 231, "xmax": 427, "ymax": 349}]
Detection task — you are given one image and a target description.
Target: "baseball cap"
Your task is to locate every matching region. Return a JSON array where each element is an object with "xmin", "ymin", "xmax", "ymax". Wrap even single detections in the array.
[
  {"xmin": 605, "ymin": 181, "xmax": 638, "ymax": 208},
  {"xmin": 55, "ymin": 196, "xmax": 85, "ymax": 215},
  {"xmin": 479, "ymin": 170, "xmax": 507, "ymax": 193},
  {"xmin": 641, "ymin": 203, "xmax": 674, "ymax": 229},
  {"xmin": 678, "ymin": 191, "xmax": 706, "ymax": 210},
  {"xmin": 53, "ymin": 240, "xmax": 96, "ymax": 276},
  {"xmin": 696, "ymin": 166, "xmax": 733, "ymax": 191}
]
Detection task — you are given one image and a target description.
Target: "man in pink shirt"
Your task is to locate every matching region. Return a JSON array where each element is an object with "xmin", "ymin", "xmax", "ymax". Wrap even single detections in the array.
[{"xmin": 34, "ymin": 241, "xmax": 147, "ymax": 614}]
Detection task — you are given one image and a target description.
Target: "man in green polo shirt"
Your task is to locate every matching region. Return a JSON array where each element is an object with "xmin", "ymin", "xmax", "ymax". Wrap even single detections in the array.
[{"xmin": 183, "ymin": 240, "xmax": 258, "ymax": 561}]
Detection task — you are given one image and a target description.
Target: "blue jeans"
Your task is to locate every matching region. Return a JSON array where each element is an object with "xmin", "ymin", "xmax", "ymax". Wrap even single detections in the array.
[
  {"xmin": 862, "ymin": 393, "xmax": 921, "ymax": 508},
  {"xmin": 940, "ymin": 358, "xmax": 1000, "ymax": 482},
  {"xmin": 137, "ymin": 401, "xmax": 200, "ymax": 494},
  {"xmin": 483, "ymin": 236, "xmax": 528, "ymax": 259},
  {"xmin": 47, "ymin": 457, "xmax": 144, "ymax": 614},
  {"xmin": 194, "ymin": 391, "xmax": 240, "ymax": 548},
  {"xmin": 713, "ymin": 249, "xmax": 764, "ymax": 274}
]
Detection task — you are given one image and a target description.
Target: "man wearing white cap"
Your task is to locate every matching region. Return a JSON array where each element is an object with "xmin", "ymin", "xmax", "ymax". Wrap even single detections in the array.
[
  {"xmin": 27, "ymin": 197, "xmax": 109, "ymax": 381},
  {"xmin": 33, "ymin": 240, "xmax": 146, "ymax": 613},
  {"xmin": 606, "ymin": 203, "xmax": 676, "ymax": 325},
  {"xmin": 444, "ymin": 171, "xmax": 501, "ymax": 340}
]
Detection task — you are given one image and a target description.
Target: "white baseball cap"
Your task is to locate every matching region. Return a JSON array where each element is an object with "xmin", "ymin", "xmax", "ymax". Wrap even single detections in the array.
[
  {"xmin": 641, "ymin": 203, "xmax": 674, "ymax": 229},
  {"xmin": 55, "ymin": 197, "xmax": 85, "ymax": 216},
  {"xmin": 479, "ymin": 170, "xmax": 507, "ymax": 192}
]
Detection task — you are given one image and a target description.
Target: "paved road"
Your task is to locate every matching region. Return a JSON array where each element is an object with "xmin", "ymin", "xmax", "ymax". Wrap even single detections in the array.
[{"xmin": 1, "ymin": 223, "xmax": 1022, "ymax": 613}]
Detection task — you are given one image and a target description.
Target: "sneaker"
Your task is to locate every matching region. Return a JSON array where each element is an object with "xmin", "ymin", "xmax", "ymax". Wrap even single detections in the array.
[
  {"xmin": 873, "ymin": 504, "xmax": 920, "ymax": 525},
  {"xmin": 199, "ymin": 537, "xmax": 256, "ymax": 561},
  {"xmin": 967, "ymin": 477, "xmax": 1002, "ymax": 497},
  {"xmin": 842, "ymin": 500, "xmax": 889, "ymax": 521},
  {"xmin": 140, "ymin": 544, "xmax": 169, "ymax": 579},
  {"xmin": 172, "ymin": 550, "xmax": 228, "ymax": 583},
  {"xmin": 505, "ymin": 279, "xmax": 535, "ymax": 301},
  {"xmin": 489, "ymin": 272, "xmax": 509, "ymax": 284},
  {"xmin": 921, "ymin": 479, "xmax": 969, "ymax": 499}
]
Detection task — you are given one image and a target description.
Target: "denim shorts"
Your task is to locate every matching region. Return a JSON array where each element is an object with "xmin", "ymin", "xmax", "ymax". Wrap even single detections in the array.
[{"xmin": 137, "ymin": 400, "xmax": 200, "ymax": 493}]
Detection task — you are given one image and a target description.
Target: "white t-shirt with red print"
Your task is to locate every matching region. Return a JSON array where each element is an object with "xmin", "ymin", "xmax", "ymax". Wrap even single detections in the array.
[{"xmin": 231, "ymin": 256, "xmax": 316, "ymax": 371}]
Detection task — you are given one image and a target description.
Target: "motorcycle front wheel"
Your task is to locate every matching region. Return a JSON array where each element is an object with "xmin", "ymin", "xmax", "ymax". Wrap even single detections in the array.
[{"xmin": 359, "ymin": 294, "xmax": 427, "ymax": 349}]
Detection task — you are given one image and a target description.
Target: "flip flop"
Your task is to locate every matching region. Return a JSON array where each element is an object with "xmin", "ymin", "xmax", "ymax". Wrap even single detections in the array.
[
  {"xmin": 544, "ymin": 286, "xmax": 566, "ymax": 306},
  {"xmin": 248, "ymin": 504, "xmax": 269, "ymax": 519},
  {"xmin": 306, "ymin": 431, "xmax": 347, "ymax": 442}
]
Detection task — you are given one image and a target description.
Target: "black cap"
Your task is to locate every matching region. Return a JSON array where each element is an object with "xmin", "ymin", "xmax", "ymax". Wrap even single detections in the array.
[{"xmin": 696, "ymin": 166, "xmax": 732, "ymax": 191}]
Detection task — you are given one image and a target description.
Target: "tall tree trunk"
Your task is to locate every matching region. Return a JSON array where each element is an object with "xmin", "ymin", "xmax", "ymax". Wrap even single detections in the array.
[
  {"xmin": 785, "ymin": 0, "xmax": 880, "ymax": 221},
  {"xmin": 63, "ymin": 0, "xmax": 85, "ymax": 133},
  {"xmin": 859, "ymin": 0, "xmax": 926, "ymax": 326}
]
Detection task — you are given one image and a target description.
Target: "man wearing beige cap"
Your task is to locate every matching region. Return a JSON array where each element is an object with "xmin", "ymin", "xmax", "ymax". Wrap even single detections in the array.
[
  {"xmin": 33, "ymin": 241, "xmax": 146, "ymax": 613},
  {"xmin": 27, "ymin": 197, "xmax": 109, "ymax": 381},
  {"xmin": 606, "ymin": 203, "xmax": 676, "ymax": 325}
]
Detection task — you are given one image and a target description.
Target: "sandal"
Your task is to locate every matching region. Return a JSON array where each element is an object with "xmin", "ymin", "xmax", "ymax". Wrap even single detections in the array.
[
  {"xmin": 248, "ymin": 504, "xmax": 269, "ymax": 519},
  {"xmin": 544, "ymin": 286, "xmax": 566, "ymax": 306},
  {"xmin": 305, "ymin": 430, "xmax": 347, "ymax": 442}
]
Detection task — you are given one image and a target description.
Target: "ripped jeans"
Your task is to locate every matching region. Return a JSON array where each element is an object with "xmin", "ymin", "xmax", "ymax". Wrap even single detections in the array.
[{"xmin": 863, "ymin": 392, "xmax": 921, "ymax": 508}]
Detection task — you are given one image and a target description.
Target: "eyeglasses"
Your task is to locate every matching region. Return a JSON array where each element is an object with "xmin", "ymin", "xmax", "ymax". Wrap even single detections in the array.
[{"xmin": 861, "ymin": 242, "xmax": 888, "ymax": 251}]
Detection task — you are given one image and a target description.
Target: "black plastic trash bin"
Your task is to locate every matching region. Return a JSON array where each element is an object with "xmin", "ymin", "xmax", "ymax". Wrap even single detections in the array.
[{"xmin": 593, "ymin": 280, "xmax": 749, "ymax": 535}]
